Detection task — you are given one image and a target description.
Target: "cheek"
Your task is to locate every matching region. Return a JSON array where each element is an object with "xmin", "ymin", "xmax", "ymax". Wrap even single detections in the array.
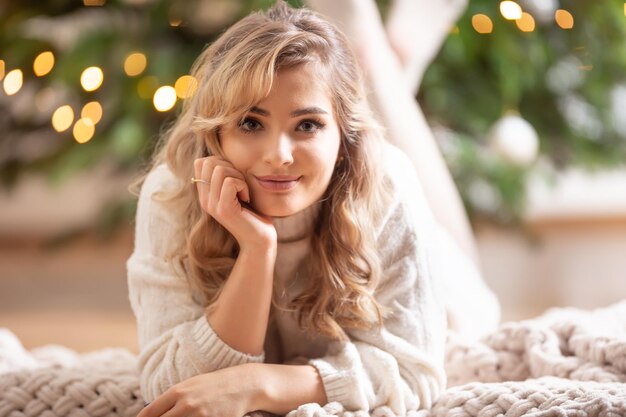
[
  {"xmin": 315, "ymin": 155, "xmax": 336, "ymax": 182},
  {"xmin": 220, "ymin": 140, "xmax": 253, "ymax": 171},
  {"xmin": 306, "ymin": 139, "xmax": 340, "ymax": 184}
]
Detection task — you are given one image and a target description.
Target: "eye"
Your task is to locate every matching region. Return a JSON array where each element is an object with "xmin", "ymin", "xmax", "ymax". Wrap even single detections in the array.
[
  {"xmin": 297, "ymin": 118, "xmax": 325, "ymax": 133},
  {"xmin": 238, "ymin": 117, "xmax": 262, "ymax": 133}
]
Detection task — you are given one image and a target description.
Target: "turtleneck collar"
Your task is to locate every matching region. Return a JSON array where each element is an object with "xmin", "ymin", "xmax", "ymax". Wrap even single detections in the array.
[{"xmin": 272, "ymin": 201, "xmax": 322, "ymax": 243}]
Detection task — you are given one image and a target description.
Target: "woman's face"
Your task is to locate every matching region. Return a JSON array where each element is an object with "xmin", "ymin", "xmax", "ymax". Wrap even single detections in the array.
[{"xmin": 218, "ymin": 63, "xmax": 342, "ymax": 217}]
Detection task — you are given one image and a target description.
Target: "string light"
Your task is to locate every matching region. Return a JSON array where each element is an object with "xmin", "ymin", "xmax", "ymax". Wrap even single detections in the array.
[
  {"xmin": 516, "ymin": 12, "xmax": 536, "ymax": 32},
  {"xmin": 174, "ymin": 75, "xmax": 198, "ymax": 99},
  {"xmin": 52, "ymin": 105, "xmax": 74, "ymax": 132},
  {"xmin": 33, "ymin": 51, "xmax": 55, "ymax": 77},
  {"xmin": 3, "ymin": 69, "xmax": 23, "ymax": 95},
  {"xmin": 555, "ymin": 9, "xmax": 574, "ymax": 29},
  {"xmin": 153, "ymin": 86, "xmax": 177, "ymax": 111},
  {"xmin": 80, "ymin": 66, "xmax": 104, "ymax": 92},
  {"xmin": 73, "ymin": 118, "xmax": 96, "ymax": 143},
  {"xmin": 500, "ymin": 1, "xmax": 522, "ymax": 20},
  {"xmin": 124, "ymin": 52, "xmax": 147, "ymax": 77},
  {"xmin": 472, "ymin": 14, "xmax": 493, "ymax": 34},
  {"xmin": 81, "ymin": 101, "xmax": 103, "ymax": 124}
]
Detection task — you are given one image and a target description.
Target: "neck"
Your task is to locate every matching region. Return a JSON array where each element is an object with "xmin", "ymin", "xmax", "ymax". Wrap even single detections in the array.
[{"xmin": 272, "ymin": 202, "xmax": 322, "ymax": 243}]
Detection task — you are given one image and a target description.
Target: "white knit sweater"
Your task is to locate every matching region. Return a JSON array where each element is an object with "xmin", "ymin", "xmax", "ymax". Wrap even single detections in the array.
[{"xmin": 127, "ymin": 142, "xmax": 499, "ymax": 414}]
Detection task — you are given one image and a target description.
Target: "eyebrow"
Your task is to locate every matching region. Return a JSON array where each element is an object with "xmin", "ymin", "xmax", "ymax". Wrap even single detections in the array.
[{"xmin": 249, "ymin": 106, "xmax": 328, "ymax": 117}]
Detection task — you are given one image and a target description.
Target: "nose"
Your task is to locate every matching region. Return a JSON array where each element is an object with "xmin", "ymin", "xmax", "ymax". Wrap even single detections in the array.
[{"xmin": 262, "ymin": 132, "xmax": 294, "ymax": 167}]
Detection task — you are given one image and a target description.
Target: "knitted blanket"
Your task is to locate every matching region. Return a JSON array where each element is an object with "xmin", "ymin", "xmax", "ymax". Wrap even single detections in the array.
[{"xmin": 1, "ymin": 301, "xmax": 625, "ymax": 417}]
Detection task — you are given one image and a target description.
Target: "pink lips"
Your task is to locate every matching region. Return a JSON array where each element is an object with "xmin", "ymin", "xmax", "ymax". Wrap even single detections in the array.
[{"xmin": 255, "ymin": 175, "xmax": 301, "ymax": 191}]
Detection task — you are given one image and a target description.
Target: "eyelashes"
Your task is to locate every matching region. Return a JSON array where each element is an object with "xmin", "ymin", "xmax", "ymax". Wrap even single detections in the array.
[
  {"xmin": 237, "ymin": 117, "xmax": 262, "ymax": 133},
  {"xmin": 237, "ymin": 117, "xmax": 326, "ymax": 135},
  {"xmin": 298, "ymin": 118, "xmax": 326, "ymax": 133}
]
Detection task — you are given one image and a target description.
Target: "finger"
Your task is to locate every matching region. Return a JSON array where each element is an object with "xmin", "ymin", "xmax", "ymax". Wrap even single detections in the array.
[
  {"xmin": 193, "ymin": 157, "xmax": 205, "ymax": 180},
  {"xmin": 193, "ymin": 155, "xmax": 219, "ymax": 181},
  {"xmin": 216, "ymin": 166, "xmax": 250, "ymax": 203},
  {"xmin": 206, "ymin": 164, "xmax": 248, "ymax": 210},
  {"xmin": 136, "ymin": 393, "xmax": 176, "ymax": 417},
  {"xmin": 159, "ymin": 403, "xmax": 187, "ymax": 417},
  {"xmin": 195, "ymin": 157, "xmax": 240, "ymax": 212},
  {"xmin": 217, "ymin": 177, "xmax": 250, "ymax": 214},
  {"xmin": 194, "ymin": 156, "xmax": 238, "ymax": 182},
  {"xmin": 194, "ymin": 157, "xmax": 214, "ymax": 212}
]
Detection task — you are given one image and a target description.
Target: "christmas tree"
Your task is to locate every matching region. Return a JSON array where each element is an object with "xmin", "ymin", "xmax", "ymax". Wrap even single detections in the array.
[{"xmin": 421, "ymin": 0, "xmax": 626, "ymax": 224}]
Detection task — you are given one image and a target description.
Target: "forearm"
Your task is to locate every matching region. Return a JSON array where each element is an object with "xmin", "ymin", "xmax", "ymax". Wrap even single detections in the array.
[
  {"xmin": 206, "ymin": 245, "xmax": 276, "ymax": 356},
  {"xmin": 252, "ymin": 363, "xmax": 327, "ymax": 414}
]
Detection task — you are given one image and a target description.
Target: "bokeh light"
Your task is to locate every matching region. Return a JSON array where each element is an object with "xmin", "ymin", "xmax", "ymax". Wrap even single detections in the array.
[
  {"xmin": 555, "ymin": 9, "xmax": 574, "ymax": 29},
  {"xmin": 3, "ymin": 69, "xmax": 23, "ymax": 95},
  {"xmin": 153, "ymin": 86, "xmax": 177, "ymax": 111},
  {"xmin": 33, "ymin": 51, "xmax": 55, "ymax": 77},
  {"xmin": 81, "ymin": 101, "xmax": 103, "ymax": 124},
  {"xmin": 472, "ymin": 14, "xmax": 494, "ymax": 34},
  {"xmin": 500, "ymin": 1, "xmax": 522, "ymax": 20},
  {"xmin": 124, "ymin": 52, "xmax": 147, "ymax": 77},
  {"xmin": 52, "ymin": 105, "xmax": 74, "ymax": 132},
  {"xmin": 516, "ymin": 12, "xmax": 536, "ymax": 32},
  {"xmin": 174, "ymin": 75, "xmax": 198, "ymax": 99},
  {"xmin": 1, "ymin": 60, "xmax": 6, "ymax": 81},
  {"xmin": 80, "ymin": 66, "xmax": 104, "ymax": 92},
  {"xmin": 73, "ymin": 118, "xmax": 96, "ymax": 143}
]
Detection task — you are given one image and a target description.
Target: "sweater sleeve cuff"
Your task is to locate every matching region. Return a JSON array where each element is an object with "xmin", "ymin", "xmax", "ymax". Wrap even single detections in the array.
[
  {"xmin": 191, "ymin": 315, "xmax": 265, "ymax": 367},
  {"xmin": 307, "ymin": 358, "xmax": 355, "ymax": 407}
]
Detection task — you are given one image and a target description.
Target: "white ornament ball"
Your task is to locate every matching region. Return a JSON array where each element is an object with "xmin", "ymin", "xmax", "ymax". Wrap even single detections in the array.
[{"xmin": 488, "ymin": 113, "xmax": 540, "ymax": 167}]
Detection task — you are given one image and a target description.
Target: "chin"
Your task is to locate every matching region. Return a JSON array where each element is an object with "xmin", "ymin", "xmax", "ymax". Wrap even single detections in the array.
[{"xmin": 253, "ymin": 200, "xmax": 305, "ymax": 218}]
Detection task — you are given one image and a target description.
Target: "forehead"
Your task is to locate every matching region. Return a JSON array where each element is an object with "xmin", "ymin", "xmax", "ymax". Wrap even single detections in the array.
[{"xmin": 258, "ymin": 63, "xmax": 333, "ymax": 110}]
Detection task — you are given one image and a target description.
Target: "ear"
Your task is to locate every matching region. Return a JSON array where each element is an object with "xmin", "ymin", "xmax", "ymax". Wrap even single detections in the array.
[{"xmin": 335, "ymin": 139, "xmax": 347, "ymax": 165}]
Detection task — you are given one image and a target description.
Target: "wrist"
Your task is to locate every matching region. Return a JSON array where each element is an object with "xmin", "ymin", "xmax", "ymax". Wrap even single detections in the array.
[
  {"xmin": 247, "ymin": 363, "xmax": 273, "ymax": 412},
  {"xmin": 239, "ymin": 239, "xmax": 277, "ymax": 259},
  {"xmin": 247, "ymin": 363, "xmax": 328, "ymax": 414}
]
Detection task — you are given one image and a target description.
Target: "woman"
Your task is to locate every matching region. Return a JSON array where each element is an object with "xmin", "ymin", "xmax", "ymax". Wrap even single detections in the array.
[{"xmin": 129, "ymin": 2, "xmax": 490, "ymax": 417}]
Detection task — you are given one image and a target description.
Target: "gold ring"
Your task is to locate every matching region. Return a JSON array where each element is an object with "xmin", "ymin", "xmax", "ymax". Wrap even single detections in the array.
[{"xmin": 190, "ymin": 177, "xmax": 210, "ymax": 185}]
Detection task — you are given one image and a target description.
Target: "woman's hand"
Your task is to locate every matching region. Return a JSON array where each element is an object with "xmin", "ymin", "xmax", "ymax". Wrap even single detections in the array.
[
  {"xmin": 137, "ymin": 364, "xmax": 264, "ymax": 417},
  {"xmin": 194, "ymin": 156, "xmax": 277, "ymax": 250}
]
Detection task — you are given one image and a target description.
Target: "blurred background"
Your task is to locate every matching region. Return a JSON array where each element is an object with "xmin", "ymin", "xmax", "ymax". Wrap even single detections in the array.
[{"xmin": 1, "ymin": 0, "xmax": 625, "ymax": 353}]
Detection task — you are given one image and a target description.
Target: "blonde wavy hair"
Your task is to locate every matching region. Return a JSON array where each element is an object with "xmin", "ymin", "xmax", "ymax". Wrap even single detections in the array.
[{"xmin": 132, "ymin": 0, "xmax": 394, "ymax": 342}]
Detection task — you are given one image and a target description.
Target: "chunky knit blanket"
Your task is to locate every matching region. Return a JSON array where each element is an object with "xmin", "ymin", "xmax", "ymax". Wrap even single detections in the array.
[{"xmin": 1, "ymin": 301, "xmax": 625, "ymax": 417}]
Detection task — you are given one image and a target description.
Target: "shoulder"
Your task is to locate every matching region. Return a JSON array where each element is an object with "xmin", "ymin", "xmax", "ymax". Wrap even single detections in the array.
[
  {"xmin": 136, "ymin": 163, "xmax": 186, "ymax": 221},
  {"xmin": 379, "ymin": 141, "xmax": 428, "ymax": 206},
  {"xmin": 140, "ymin": 163, "xmax": 183, "ymax": 201},
  {"xmin": 133, "ymin": 163, "xmax": 186, "ymax": 255},
  {"xmin": 376, "ymin": 141, "xmax": 436, "ymax": 236}
]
